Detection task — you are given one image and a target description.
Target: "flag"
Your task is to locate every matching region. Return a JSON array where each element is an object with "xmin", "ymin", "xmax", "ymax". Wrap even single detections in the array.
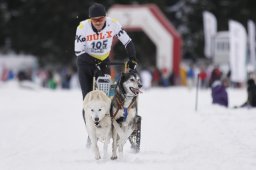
[
  {"xmin": 203, "ymin": 11, "xmax": 217, "ymax": 58},
  {"xmin": 248, "ymin": 20, "xmax": 256, "ymax": 71},
  {"xmin": 229, "ymin": 20, "xmax": 247, "ymax": 82}
]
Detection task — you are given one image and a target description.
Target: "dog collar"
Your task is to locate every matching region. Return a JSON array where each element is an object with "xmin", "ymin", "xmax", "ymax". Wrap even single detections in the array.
[{"xmin": 95, "ymin": 123, "xmax": 102, "ymax": 128}]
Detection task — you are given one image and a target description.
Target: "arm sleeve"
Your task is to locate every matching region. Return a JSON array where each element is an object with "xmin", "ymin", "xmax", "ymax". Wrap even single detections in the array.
[
  {"xmin": 112, "ymin": 19, "xmax": 136, "ymax": 59},
  {"xmin": 125, "ymin": 41, "xmax": 136, "ymax": 60},
  {"xmin": 74, "ymin": 22, "xmax": 86, "ymax": 56},
  {"xmin": 113, "ymin": 20, "xmax": 131, "ymax": 47}
]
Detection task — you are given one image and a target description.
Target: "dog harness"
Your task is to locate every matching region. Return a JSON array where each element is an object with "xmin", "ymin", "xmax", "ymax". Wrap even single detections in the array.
[{"xmin": 110, "ymin": 89, "xmax": 137, "ymax": 121}]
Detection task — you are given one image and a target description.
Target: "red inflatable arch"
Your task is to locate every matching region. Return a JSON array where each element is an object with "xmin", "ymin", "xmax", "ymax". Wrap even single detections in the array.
[{"xmin": 108, "ymin": 4, "xmax": 182, "ymax": 75}]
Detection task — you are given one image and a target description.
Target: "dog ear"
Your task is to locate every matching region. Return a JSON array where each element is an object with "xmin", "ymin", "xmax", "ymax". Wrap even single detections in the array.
[
  {"xmin": 129, "ymin": 69, "xmax": 139, "ymax": 78},
  {"xmin": 83, "ymin": 93, "xmax": 89, "ymax": 104},
  {"xmin": 105, "ymin": 97, "xmax": 111, "ymax": 113},
  {"xmin": 121, "ymin": 72, "xmax": 129, "ymax": 84},
  {"xmin": 129, "ymin": 69, "xmax": 138, "ymax": 74},
  {"xmin": 88, "ymin": 92, "xmax": 94, "ymax": 101},
  {"xmin": 83, "ymin": 92, "xmax": 92, "ymax": 109},
  {"xmin": 97, "ymin": 91, "xmax": 105, "ymax": 101},
  {"xmin": 120, "ymin": 72, "xmax": 125, "ymax": 82},
  {"xmin": 116, "ymin": 72, "xmax": 127, "ymax": 94},
  {"xmin": 96, "ymin": 92, "xmax": 100, "ymax": 100},
  {"xmin": 105, "ymin": 95, "xmax": 111, "ymax": 105},
  {"xmin": 98, "ymin": 91, "xmax": 111, "ymax": 104}
]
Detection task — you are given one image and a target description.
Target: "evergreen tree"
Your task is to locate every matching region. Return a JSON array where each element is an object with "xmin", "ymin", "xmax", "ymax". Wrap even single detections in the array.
[{"xmin": 0, "ymin": 0, "xmax": 255, "ymax": 65}]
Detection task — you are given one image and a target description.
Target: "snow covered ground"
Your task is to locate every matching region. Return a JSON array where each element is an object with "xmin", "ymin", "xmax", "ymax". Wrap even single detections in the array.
[{"xmin": 0, "ymin": 81, "xmax": 256, "ymax": 170}]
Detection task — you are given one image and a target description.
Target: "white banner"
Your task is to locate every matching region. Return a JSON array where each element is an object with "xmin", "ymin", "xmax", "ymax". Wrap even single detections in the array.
[
  {"xmin": 203, "ymin": 11, "xmax": 217, "ymax": 58},
  {"xmin": 248, "ymin": 20, "xmax": 256, "ymax": 71},
  {"xmin": 229, "ymin": 20, "xmax": 247, "ymax": 82}
]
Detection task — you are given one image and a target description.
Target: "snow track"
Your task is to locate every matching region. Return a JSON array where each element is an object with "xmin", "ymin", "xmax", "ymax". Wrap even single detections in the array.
[{"xmin": 0, "ymin": 82, "xmax": 256, "ymax": 170}]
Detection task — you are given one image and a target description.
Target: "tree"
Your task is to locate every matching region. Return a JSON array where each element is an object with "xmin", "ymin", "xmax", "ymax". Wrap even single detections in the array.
[{"xmin": 0, "ymin": 0, "xmax": 256, "ymax": 66}]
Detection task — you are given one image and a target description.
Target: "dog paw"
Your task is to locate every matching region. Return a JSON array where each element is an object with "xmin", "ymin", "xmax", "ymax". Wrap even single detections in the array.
[
  {"xmin": 95, "ymin": 155, "xmax": 101, "ymax": 160},
  {"xmin": 111, "ymin": 156, "xmax": 117, "ymax": 160},
  {"xmin": 86, "ymin": 137, "xmax": 91, "ymax": 148}
]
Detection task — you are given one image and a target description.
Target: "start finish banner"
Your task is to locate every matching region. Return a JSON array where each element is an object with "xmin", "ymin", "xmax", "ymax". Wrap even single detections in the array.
[{"xmin": 229, "ymin": 20, "xmax": 247, "ymax": 82}]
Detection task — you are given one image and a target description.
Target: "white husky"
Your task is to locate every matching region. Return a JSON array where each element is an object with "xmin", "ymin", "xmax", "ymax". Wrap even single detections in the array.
[
  {"xmin": 111, "ymin": 71, "xmax": 142, "ymax": 160},
  {"xmin": 83, "ymin": 90, "xmax": 112, "ymax": 160}
]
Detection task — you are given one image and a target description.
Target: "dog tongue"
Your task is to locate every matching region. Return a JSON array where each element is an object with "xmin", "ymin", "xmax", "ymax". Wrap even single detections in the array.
[
  {"xmin": 137, "ymin": 89, "xmax": 143, "ymax": 93},
  {"xmin": 130, "ymin": 87, "xmax": 143, "ymax": 94},
  {"xmin": 134, "ymin": 88, "xmax": 142, "ymax": 94}
]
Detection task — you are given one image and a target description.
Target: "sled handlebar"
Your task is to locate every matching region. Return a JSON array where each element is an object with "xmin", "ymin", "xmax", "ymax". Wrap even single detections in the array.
[
  {"xmin": 95, "ymin": 61, "xmax": 128, "ymax": 73},
  {"xmin": 106, "ymin": 62, "xmax": 126, "ymax": 66}
]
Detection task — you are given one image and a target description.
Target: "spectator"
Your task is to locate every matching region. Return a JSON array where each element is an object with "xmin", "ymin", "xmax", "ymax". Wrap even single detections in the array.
[
  {"xmin": 1, "ymin": 65, "xmax": 8, "ymax": 81},
  {"xmin": 169, "ymin": 71, "xmax": 176, "ymax": 86},
  {"xmin": 247, "ymin": 79, "xmax": 256, "ymax": 107},
  {"xmin": 160, "ymin": 68, "xmax": 170, "ymax": 87},
  {"xmin": 198, "ymin": 66, "xmax": 207, "ymax": 88},
  {"xmin": 152, "ymin": 67, "xmax": 161, "ymax": 86},
  {"xmin": 186, "ymin": 64, "xmax": 195, "ymax": 88},
  {"xmin": 140, "ymin": 67, "xmax": 152, "ymax": 90},
  {"xmin": 179, "ymin": 64, "xmax": 187, "ymax": 86},
  {"xmin": 17, "ymin": 70, "xmax": 28, "ymax": 82},
  {"xmin": 209, "ymin": 65, "xmax": 222, "ymax": 87},
  {"xmin": 47, "ymin": 70, "xmax": 57, "ymax": 89},
  {"xmin": 211, "ymin": 78, "xmax": 228, "ymax": 107},
  {"xmin": 235, "ymin": 78, "xmax": 256, "ymax": 108}
]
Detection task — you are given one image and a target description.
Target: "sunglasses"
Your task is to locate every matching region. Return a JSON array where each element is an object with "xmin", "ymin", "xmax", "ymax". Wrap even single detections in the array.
[{"xmin": 91, "ymin": 16, "xmax": 105, "ymax": 22}]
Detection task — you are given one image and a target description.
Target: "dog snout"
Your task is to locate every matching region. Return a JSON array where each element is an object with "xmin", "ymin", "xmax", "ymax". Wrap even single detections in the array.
[
  {"xmin": 94, "ymin": 117, "xmax": 99, "ymax": 122},
  {"xmin": 138, "ymin": 84, "xmax": 143, "ymax": 88}
]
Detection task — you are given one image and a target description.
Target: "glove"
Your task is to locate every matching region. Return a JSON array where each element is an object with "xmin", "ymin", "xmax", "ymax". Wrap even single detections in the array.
[
  {"xmin": 95, "ymin": 64, "xmax": 104, "ymax": 77},
  {"xmin": 95, "ymin": 69, "xmax": 104, "ymax": 78},
  {"xmin": 127, "ymin": 58, "xmax": 137, "ymax": 70}
]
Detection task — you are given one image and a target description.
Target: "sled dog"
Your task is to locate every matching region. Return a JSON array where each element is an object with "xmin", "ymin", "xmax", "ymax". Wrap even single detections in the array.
[
  {"xmin": 83, "ymin": 90, "xmax": 112, "ymax": 160},
  {"xmin": 111, "ymin": 70, "xmax": 142, "ymax": 160}
]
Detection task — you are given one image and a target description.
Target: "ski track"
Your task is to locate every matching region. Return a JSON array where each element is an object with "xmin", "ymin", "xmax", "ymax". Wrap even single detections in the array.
[{"xmin": 0, "ymin": 82, "xmax": 256, "ymax": 170}]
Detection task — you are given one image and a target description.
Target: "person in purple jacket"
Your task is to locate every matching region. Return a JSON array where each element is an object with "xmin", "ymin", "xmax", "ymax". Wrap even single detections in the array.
[{"xmin": 211, "ymin": 78, "xmax": 228, "ymax": 107}]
